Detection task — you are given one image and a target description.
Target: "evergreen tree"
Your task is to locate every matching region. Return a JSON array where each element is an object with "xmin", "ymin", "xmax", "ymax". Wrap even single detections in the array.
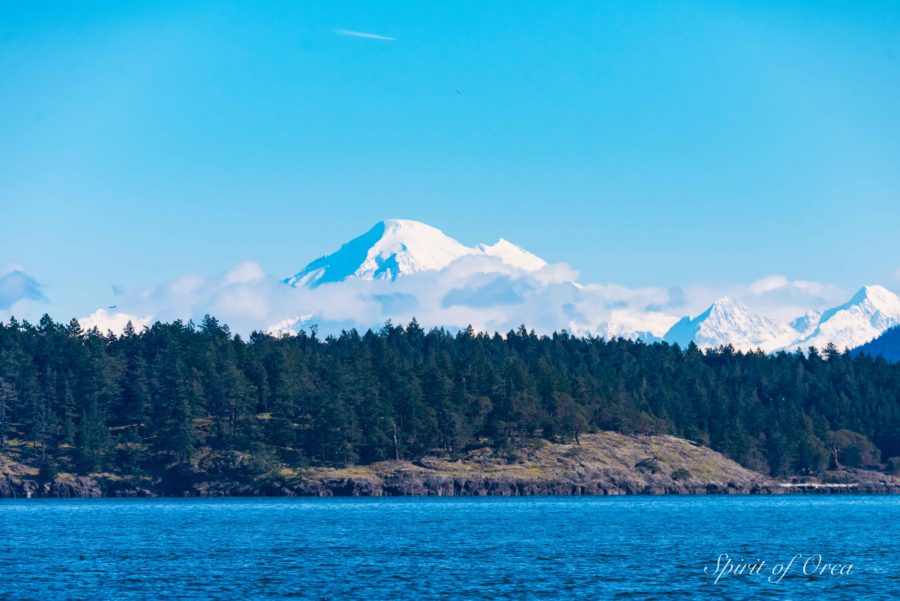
[{"xmin": 0, "ymin": 315, "xmax": 897, "ymax": 486}]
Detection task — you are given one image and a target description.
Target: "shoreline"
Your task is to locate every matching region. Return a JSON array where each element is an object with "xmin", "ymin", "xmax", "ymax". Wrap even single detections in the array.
[
  {"xmin": 5, "ymin": 432, "xmax": 898, "ymax": 498},
  {"xmin": 3, "ymin": 485, "xmax": 899, "ymax": 499}
]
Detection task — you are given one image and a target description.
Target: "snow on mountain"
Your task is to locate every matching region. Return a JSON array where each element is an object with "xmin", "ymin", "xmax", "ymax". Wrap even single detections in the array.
[
  {"xmin": 661, "ymin": 287, "xmax": 900, "ymax": 353},
  {"xmin": 284, "ymin": 219, "xmax": 546, "ymax": 288},
  {"xmin": 595, "ymin": 322, "xmax": 662, "ymax": 343},
  {"xmin": 477, "ymin": 239, "xmax": 547, "ymax": 271},
  {"xmin": 663, "ymin": 297, "xmax": 797, "ymax": 352},
  {"xmin": 789, "ymin": 285, "xmax": 900, "ymax": 351},
  {"xmin": 789, "ymin": 310, "xmax": 822, "ymax": 337}
]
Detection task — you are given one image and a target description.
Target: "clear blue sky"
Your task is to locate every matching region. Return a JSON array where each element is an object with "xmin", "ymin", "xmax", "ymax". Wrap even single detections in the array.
[{"xmin": 1, "ymin": 1, "xmax": 899, "ymax": 318}]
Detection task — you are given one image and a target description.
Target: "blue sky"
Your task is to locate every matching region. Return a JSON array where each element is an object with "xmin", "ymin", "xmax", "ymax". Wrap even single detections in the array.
[{"xmin": 1, "ymin": 1, "xmax": 899, "ymax": 323}]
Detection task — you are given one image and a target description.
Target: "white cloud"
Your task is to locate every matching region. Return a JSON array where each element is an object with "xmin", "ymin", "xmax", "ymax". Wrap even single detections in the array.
[
  {"xmin": 265, "ymin": 313, "xmax": 314, "ymax": 337},
  {"xmin": 68, "ymin": 252, "xmax": 884, "ymax": 345},
  {"xmin": 749, "ymin": 274, "xmax": 789, "ymax": 295},
  {"xmin": 740, "ymin": 279, "xmax": 847, "ymax": 323},
  {"xmin": 335, "ymin": 29, "xmax": 396, "ymax": 41},
  {"xmin": 606, "ymin": 310, "xmax": 680, "ymax": 337},
  {"xmin": 77, "ymin": 257, "xmax": 682, "ymax": 338},
  {"xmin": 210, "ymin": 285, "xmax": 269, "ymax": 322},
  {"xmin": 671, "ymin": 277, "xmax": 848, "ymax": 325},
  {"xmin": 78, "ymin": 309, "xmax": 152, "ymax": 334},
  {"xmin": 222, "ymin": 261, "xmax": 265, "ymax": 286}
]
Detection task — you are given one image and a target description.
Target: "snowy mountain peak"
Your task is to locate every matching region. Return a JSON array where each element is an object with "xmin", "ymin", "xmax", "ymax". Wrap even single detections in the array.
[
  {"xmin": 791, "ymin": 284, "xmax": 900, "ymax": 351},
  {"xmin": 849, "ymin": 284, "xmax": 900, "ymax": 310},
  {"xmin": 663, "ymin": 296, "xmax": 796, "ymax": 352},
  {"xmin": 477, "ymin": 238, "xmax": 547, "ymax": 271},
  {"xmin": 695, "ymin": 297, "xmax": 755, "ymax": 324},
  {"xmin": 709, "ymin": 296, "xmax": 739, "ymax": 310},
  {"xmin": 663, "ymin": 285, "xmax": 900, "ymax": 354},
  {"xmin": 284, "ymin": 219, "xmax": 547, "ymax": 288}
]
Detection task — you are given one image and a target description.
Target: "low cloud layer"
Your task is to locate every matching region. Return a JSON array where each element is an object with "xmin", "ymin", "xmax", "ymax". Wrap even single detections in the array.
[{"xmin": 71, "ymin": 258, "xmax": 854, "ymax": 340}]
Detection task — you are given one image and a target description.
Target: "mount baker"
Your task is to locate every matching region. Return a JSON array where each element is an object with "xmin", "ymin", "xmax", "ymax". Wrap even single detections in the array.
[{"xmin": 277, "ymin": 219, "xmax": 900, "ymax": 353}]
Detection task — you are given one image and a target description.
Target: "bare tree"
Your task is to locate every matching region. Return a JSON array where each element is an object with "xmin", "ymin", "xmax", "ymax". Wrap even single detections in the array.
[{"xmin": 392, "ymin": 420, "xmax": 400, "ymax": 461}]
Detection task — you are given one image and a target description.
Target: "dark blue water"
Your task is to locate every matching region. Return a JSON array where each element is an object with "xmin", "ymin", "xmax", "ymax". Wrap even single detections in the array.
[{"xmin": 1, "ymin": 496, "xmax": 897, "ymax": 600}]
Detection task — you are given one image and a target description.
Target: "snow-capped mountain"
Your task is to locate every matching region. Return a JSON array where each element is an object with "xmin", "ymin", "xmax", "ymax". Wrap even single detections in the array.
[
  {"xmin": 789, "ymin": 285, "xmax": 900, "ymax": 351},
  {"xmin": 661, "ymin": 286, "xmax": 900, "ymax": 353},
  {"xmin": 477, "ymin": 239, "xmax": 547, "ymax": 271},
  {"xmin": 284, "ymin": 219, "xmax": 546, "ymax": 288},
  {"xmin": 663, "ymin": 297, "xmax": 797, "ymax": 352}
]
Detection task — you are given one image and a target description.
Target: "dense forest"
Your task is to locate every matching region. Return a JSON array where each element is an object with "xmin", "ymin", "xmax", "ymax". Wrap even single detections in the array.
[{"xmin": 1, "ymin": 315, "xmax": 899, "ymax": 487}]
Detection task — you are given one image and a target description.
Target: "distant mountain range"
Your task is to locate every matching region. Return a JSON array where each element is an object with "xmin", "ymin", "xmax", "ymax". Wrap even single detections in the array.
[
  {"xmin": 663, "ymin": 285, "xmax": 900, "ymax": 353},
  {"xmin": 281, "ymin": 219, "xmax": 900, "ymax": 353}
]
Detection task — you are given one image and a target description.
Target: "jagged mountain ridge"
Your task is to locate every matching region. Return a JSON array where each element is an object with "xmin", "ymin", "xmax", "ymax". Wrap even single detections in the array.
[
  {"xmin": 664, "ymin": 285, "xmax": 900, "ymax": 352},
  {"xmin": 791, "ymin": 285, "xmax": 900, "ymax": 351},
  {"xmin": 663, "ymin": 297, "xmax": 797, "ymax": 352}
]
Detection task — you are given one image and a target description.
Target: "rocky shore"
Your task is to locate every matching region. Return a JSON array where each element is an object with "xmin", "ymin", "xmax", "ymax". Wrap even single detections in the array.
[{"xmin": 2, "ymin": 433, "xmax": 898, "ymax": 498}]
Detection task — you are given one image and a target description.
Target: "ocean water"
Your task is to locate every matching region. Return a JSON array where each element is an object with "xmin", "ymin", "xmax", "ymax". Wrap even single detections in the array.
[{"xmin": 1, "ymin": 496, "xmax": 897, "ymax": 600}]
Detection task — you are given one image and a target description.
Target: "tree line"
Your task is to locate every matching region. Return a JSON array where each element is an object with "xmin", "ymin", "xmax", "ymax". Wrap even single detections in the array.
[{"xmin": 1, "ymin": 315, "xmax": 898, "ymax": 483}]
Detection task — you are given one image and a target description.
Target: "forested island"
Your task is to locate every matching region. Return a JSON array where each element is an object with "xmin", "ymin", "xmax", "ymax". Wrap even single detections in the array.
[{"xmin": 1, "ymin": 316, "xmax": 898, "ymax": 497}]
